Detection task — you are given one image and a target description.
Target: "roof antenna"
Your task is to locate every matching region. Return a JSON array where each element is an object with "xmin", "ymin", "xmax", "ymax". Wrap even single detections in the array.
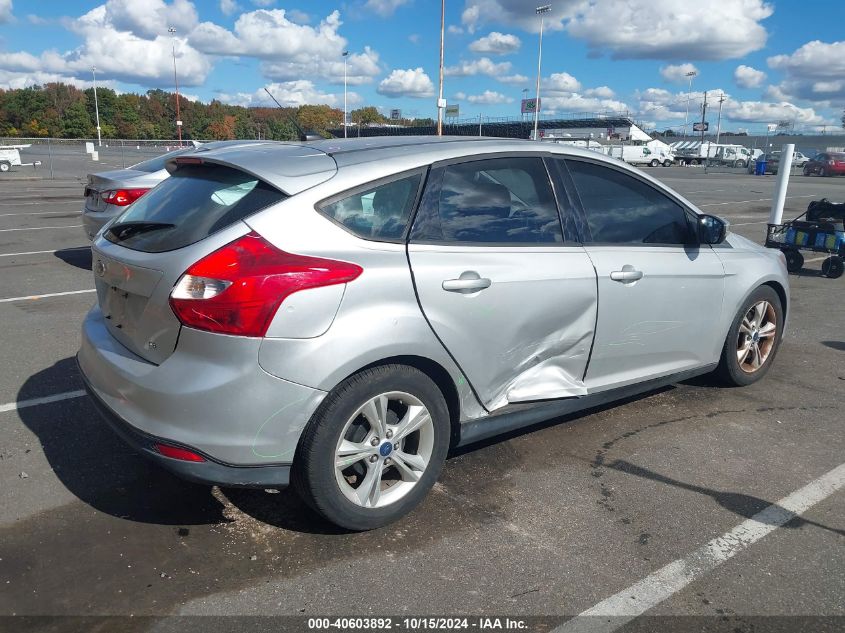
[{"xmin": 263, "ymin": 87, "xmax": 330, "ymax": 142}]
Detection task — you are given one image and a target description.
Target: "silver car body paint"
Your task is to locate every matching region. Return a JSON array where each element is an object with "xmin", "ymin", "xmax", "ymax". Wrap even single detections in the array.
[{"xmin": 79, "ymin": 136, "xmax": 789, "ymax": 471}]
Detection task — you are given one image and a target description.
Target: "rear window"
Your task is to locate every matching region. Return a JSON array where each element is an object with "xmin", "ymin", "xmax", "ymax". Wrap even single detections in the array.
[
  {"xmin": 129, "ymin": 148, "xmax": 195, "ymax": 173},
  {"xmin": 105, "ymin": 164, "xmax": 286, "ymax": 253}
]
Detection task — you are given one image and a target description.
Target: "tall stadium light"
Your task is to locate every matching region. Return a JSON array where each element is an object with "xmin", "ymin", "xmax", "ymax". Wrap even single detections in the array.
[
  {"xmin": 522, "ymin": 87, "xmax": 528, "ymax": 123},
  {"xmin": 436, "ymin": 0, "xmax": 445, "ymax": 136},
  {"xmin": 343, "ymin": 51, "xmax": 349, "ymax": 139},
  {"xmin": 168, "ymin": 27, "xmax": 182, "ymax": 146},
  {"xmin": 91, "ymin": 67, "xmax": 102, "ymax": 147},
  {"xmin": 683, "ymin": 70, "xmax": 697, "ymax": 138},
  {"xmin": 533, "ymin": 5, "xmax": 551, "ymax": 141}
]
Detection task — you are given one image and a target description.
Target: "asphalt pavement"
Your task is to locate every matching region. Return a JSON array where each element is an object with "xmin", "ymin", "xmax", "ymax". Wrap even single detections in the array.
[{"xmin": 0, "ymin": 163, "xmax": 843, "ymax": 633}]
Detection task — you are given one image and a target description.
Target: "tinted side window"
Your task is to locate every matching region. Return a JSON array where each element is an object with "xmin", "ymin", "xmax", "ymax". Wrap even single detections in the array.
[
  {"xmin": 412, "ymin": 157, "xmax": 562, "ymax": 244},
  {"xmin": 565, "ymin": 160, "xmax": 693, "ymax": 245},
  {"xmin": 318, "ymin": 173, "xmax": 422, "ymax": 241}
]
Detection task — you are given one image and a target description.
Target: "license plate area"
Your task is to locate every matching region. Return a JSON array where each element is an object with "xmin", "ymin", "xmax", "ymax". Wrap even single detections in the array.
[{"xmin": 102, "ymin": 285, "xmax": 130, "ymax": 330}]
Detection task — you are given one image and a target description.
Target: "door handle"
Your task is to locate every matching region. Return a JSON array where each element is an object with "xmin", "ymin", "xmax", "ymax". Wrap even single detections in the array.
[
  {"xmin": 442, "ymin": 276, "xmax": 492, "ymax": 292},
  {"xmin": 610, "ymin": 269, "xmax": 643, "ymax": 282}
]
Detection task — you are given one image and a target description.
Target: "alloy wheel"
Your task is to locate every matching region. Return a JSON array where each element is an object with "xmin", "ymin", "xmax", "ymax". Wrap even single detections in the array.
[
  {"xmin": 334, "ymin": 391, "xmax": 434, "ymax": 509},
  {"xmin": 737, "ymin": 301, "xmax": 777, "ymax": 373}
]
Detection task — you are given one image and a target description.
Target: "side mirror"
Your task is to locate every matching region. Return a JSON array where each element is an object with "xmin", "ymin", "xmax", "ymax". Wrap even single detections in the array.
[{"xmin": 698, "ymin": 214, "xmax": 728, "ymax": 244}]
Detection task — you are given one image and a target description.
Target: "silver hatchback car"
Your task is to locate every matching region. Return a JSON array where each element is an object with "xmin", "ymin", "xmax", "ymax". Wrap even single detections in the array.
[{"xmin": 79, "ymin": 137, "xmax": 788, "ymax": 530}]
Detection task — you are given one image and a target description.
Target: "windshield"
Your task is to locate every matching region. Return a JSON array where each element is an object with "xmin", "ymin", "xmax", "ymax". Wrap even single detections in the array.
[
  {"xmin": 105, "ymin": 163, "xmax": 286, "ymax": 253},
  {"xmin": 129, "ymin": 147, "xmax": 196, "ymax": 173}
]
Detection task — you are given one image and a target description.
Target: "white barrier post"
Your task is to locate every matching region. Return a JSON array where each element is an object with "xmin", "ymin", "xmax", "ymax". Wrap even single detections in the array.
[{"xmin": 768, "ymin": 143, "xmax": 794, "ymax": 226}]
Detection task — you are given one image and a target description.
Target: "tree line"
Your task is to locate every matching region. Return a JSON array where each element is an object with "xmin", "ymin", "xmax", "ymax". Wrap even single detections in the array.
[{"xmin": 0, "ymin": 83, "xmax": 430, "ymax": 140}]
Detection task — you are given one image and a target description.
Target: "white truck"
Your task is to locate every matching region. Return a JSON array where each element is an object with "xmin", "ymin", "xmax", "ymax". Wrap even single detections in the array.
[
  {"xmin": 670, "ymin": 141, "xmax": 757, "ymax": 167},
  {"xmin": 610, "ymin": 143, "xmax": 674, "ymax": 167},
  {"xmin": 0, "ymin": 144, "xmax": 41, "ymax": 173}
]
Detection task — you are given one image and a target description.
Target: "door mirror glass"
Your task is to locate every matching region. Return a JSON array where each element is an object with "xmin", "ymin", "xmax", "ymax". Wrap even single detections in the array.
[{"xmin": 698, "ymin": 214, "xmax": 727, "ymax": 244}]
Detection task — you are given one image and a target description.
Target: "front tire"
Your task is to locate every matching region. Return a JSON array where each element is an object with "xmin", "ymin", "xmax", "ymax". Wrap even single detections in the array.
[
  {"xmin": 0, "ymin": 161, "xmax": 10, "ymax": 173},
  {"xmin": 821, "ymin": 256, "xmax": 844, "ymax": 279},
  {"xmin": 293, "ymin": 365, "xmax": 450, "ymax": 531},
  {"xmin": 716, "ymin": 286, "xmax": 783, "ymax": 387},
  {"xmin": 819, "ymin": 167, "xmax": 827, "ymax": 177},
  {"xmin": 650, "ymin": 159, "xmax": 659, "ymax": 167}
]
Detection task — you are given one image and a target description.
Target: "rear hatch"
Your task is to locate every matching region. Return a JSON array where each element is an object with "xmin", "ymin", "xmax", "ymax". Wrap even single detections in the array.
[{"xmin": 90, "ymin": 144, "xmax": 337, "ymax": 364}]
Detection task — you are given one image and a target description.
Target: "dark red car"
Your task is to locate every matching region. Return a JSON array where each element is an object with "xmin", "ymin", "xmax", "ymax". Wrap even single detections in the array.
[{"xmin": 803, "ymin": 152, "xmax": 845, "ymax": 177}]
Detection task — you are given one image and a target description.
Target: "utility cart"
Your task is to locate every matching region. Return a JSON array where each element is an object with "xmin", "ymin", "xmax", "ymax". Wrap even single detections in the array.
[{"xmin": 765, "ymin": 199, "xmax": 845, "ymax": 278}]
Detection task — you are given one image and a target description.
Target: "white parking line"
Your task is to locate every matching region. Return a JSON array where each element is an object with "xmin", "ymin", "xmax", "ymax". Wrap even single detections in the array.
[
  {"xmin": 0, "ymin": 225, "xmax": 82, "ymax": 233},
  {"xmin": 699, "ymin": 194, "xmax": 816, "ymax": 208},
  {"xmin": 0, "ymin": 200, "xmax": 80, "ymax": 207},
  {"xmin": 0, "ymin": 390, "xmax": 87, "ymax": 414},
  {"xmin": 0, "ymin": 289, "xmax": 95, "ymax": 303},
  {"xmin": 553, "ymin": 462, "xmax": 845, "ymax": 633},
  {"xmin": 0, "ymin": 210, "xmax": 81, "ymax": 217},
  {"xmin": 0, "ymin": 247, "xmax": 90, "ymax": 258}
]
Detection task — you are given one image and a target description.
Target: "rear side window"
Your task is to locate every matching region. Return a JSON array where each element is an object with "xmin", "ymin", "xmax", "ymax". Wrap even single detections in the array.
[
  {"xmin": 565, "ymin": 160, "xmax": 693, "ymax": 245},
  {"xmin": 105, "ymin": 164, "xmax": 285, "ymax": 253},
  {"xmin": 317, "ymin": 172, "xmax": 422, "ymax": 241},
  {"xmin": 411, "ymin": 157, "xmax": 562, "ymax": 244}
]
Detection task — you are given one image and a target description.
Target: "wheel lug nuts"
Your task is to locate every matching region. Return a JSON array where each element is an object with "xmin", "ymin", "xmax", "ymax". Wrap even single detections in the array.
[
  {"xmin": 386, "ymin": 430, "xmax": 393, "ymax": 439},
  {"xmin": 384, "ymin": 458, "xmax": 392, "ymax": 466},
  {"xmin": 369, "ymin": 455, "xmax": 378, "ymax": 463},
  {"xmin": 394, "ymin": 443, "xmax": 399, "ymax": 450},
  {"xmin": 370, "ymin": 438, "xmax": 379, "ymax": 446}
]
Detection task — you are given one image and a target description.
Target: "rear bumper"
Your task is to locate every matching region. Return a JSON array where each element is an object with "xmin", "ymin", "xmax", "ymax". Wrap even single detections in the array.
[
  {"xmin": 78, "ymin": 305, "xmax": 327, "ymax": 470},
  {"xmin": 80, "ymin": 365, "xmax": 292, "ymax": 488}
]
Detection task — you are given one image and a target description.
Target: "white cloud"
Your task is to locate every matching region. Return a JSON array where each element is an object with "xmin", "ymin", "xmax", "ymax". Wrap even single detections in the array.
[
  {"xmin": 544, "ymin": 71, "xmax": 581, "ymax": 93},
  {"xmin": 454, "ymin": 91, "xmax": 467, "ymax": 100},
  {"xmin": 584, "ymin": 86, "xmax": 615, "ymax": 98},
  {"xmin": 0, "ymin": 0, "xmax": 13, "ymax": 23},
  {"xmin": 0, "ymin": 69, "xmax": 117, "ymax": 91},
  {"xmin": 0, "ymin": 4, "xmax": 211, "ymax": 87},
  {"xmin": 768, "ymin": 40, "xmax": 845, "ymax": 102},
  {"xmin": 734, "ymin": 64, "xmax": 766, "ymax": 89},
  {"xmin": 542, "ymin": 93, "xmax": 630, "ymax": 115},
  {"xmin": 659, "ymin": 63, "xmax": 699, "ymax": 83},
  {"xmin": 566, "ymin": 0, "xmax": 772, "ymax": 60},
  {"xmin": 723, "ymin": 100, "xmax": 825, "ymax": 126},
  {"xmin": 286, "ymin": 8, "xmax": 308, "ymax": 23},
  {"xmin": 460, "ymin": 1, "xmax": 572, "ymax": 34},
  {"xmin": 377, "ymin": 67, "xmax": 435, "ymax": 98},
  {"xmin": 219, "ymin": 0, "xmax": 239, "ymax": 16},
  {"xmin": 447, "ymin": 24, "xmax": 463, "ymax": 35},
  {"xmin": 252, "ymin": 0, "xmax": 274, "ymax": 5},
  {"xmin": 104, "ymin": 0, "xmax": 198, "ymax": 40},
  {"xmin": 364, "ymin": 0, "xmax": 411, "ymax": 17},
  {"xmin": 466, "ymin": 90, "xmax": 513, "ymax": 105},
  {"xmin": 497, "ymin": 73, "xmax": 529, "ymax": 85},
  {"xmin": 469, "ymin": 31, "xmax": 520, "ymax": 55},
  {"xmin": 444, "ymin": 57, "xmax": 511, "ymax": 77},
  {"xmin": 219, "ymin": 81, "xmax": 359, "ymax": 108},
  {"xmin": 263, "ymin": 47, "xmax": 381, "ymax": 86},
  {"xmin": 408, "ymin": 33, "xmax": 420, "ymax": 44}
]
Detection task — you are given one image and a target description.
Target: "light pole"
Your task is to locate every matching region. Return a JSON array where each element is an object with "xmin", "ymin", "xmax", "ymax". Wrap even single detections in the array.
[
  {"xmin": 91, "ymin": 66, "xmax": 102, "ymax": 146},
  {"xmin": 522, "ymin": 87, "xmax": 528, "ymax": 123},
  {"xmin": 168, "ymin": 27, "xmax": 182, "ymax": 146},
  {"xmin": 436, "ymin": 0, "xmax": 445, "ymax": 136},
  {"xmin": 683, "ymin": 70, "xmax": 697, "ymax": 138},
  {"xmin": 715, "ymin": 93, "xmax": 726, "ymax": 145},
  {"xmin": 533, "ymin": 5, "xmax": 551, "ymax": 141},
  {"xmin": 342, "ymin": 50, "xmax": 349, "ymax": 138}
]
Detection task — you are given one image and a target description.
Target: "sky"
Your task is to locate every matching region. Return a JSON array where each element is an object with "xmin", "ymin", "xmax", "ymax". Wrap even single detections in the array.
[{"xmin": 0, "ymin": 0, "xmax": 843, "ymax": 134}]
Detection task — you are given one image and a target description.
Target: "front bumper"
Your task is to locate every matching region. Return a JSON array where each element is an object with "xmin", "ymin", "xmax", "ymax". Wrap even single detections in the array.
[{"xmin": 80, "ymin": 366, "xmax": 292, "ymax": 488}]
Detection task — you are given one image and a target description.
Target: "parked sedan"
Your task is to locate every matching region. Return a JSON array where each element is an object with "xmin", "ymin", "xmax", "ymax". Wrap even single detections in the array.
[
  {"xmin": 82, "ymin": 147, "xmax": 196, "ymax": 240},
  {"xmin": 78, "ymin": 137, "xmax": 789, "ymax": 530},
  {"xmin": 803, "ymin": 152, "xmax": 845, "ymax": 176}
]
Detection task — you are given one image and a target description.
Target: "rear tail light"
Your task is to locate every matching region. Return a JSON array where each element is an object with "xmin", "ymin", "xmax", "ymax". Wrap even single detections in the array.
[
  {"xmin": 101, "ymin": 188, "xmax": 150, "ymax": 206},
  {"xmin": 169, "ymin": 231, "xmax": 363, "ymax": 337},
  {"xmin": 154, "ymin": 443, "xmax": 206, "ymax": 462}
]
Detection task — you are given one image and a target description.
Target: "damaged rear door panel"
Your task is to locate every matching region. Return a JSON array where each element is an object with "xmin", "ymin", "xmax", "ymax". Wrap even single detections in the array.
[{"xmin": 407, "ymin": 154, "xmax": 598, "ymax": 411}]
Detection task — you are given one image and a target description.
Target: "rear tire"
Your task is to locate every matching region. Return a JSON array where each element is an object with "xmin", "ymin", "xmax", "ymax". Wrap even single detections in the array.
[
  {"xmin": 650, "ymin": 159, "xmax": 659, "ymax": 167},
  {"xmin": 716, "ymin": 286, "xmax": 783, "ymax": 387},
  {"xmin": 821, "ymin": 256, "xmax": 844, "ymax": 279},
  {"xmin": 292, "ymin": 364, "xmax": 450, "ymax": 531},
  {"xmin": 803, "ymin": 166, "xmax": 811, "ymax": 176},
  {"xmin": 783, "ymin": 249, "xmax": 804, "ymax": 273},
  {"xmin": 819, "ymin": 167, "xmax": 827, "ymax": 177},
  {"xmin": 663, "ymin": 160, "xmax": 672, "ymax": 167},
  {"xmin": 0, "ymin": 161, "xmax": 10, "ymax": 173}
]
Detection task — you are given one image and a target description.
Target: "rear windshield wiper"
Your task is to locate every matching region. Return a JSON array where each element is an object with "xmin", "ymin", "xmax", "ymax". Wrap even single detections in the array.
[{"xmin": 107, "ymin": 221, "xmax": 176, "ymax": 241}]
